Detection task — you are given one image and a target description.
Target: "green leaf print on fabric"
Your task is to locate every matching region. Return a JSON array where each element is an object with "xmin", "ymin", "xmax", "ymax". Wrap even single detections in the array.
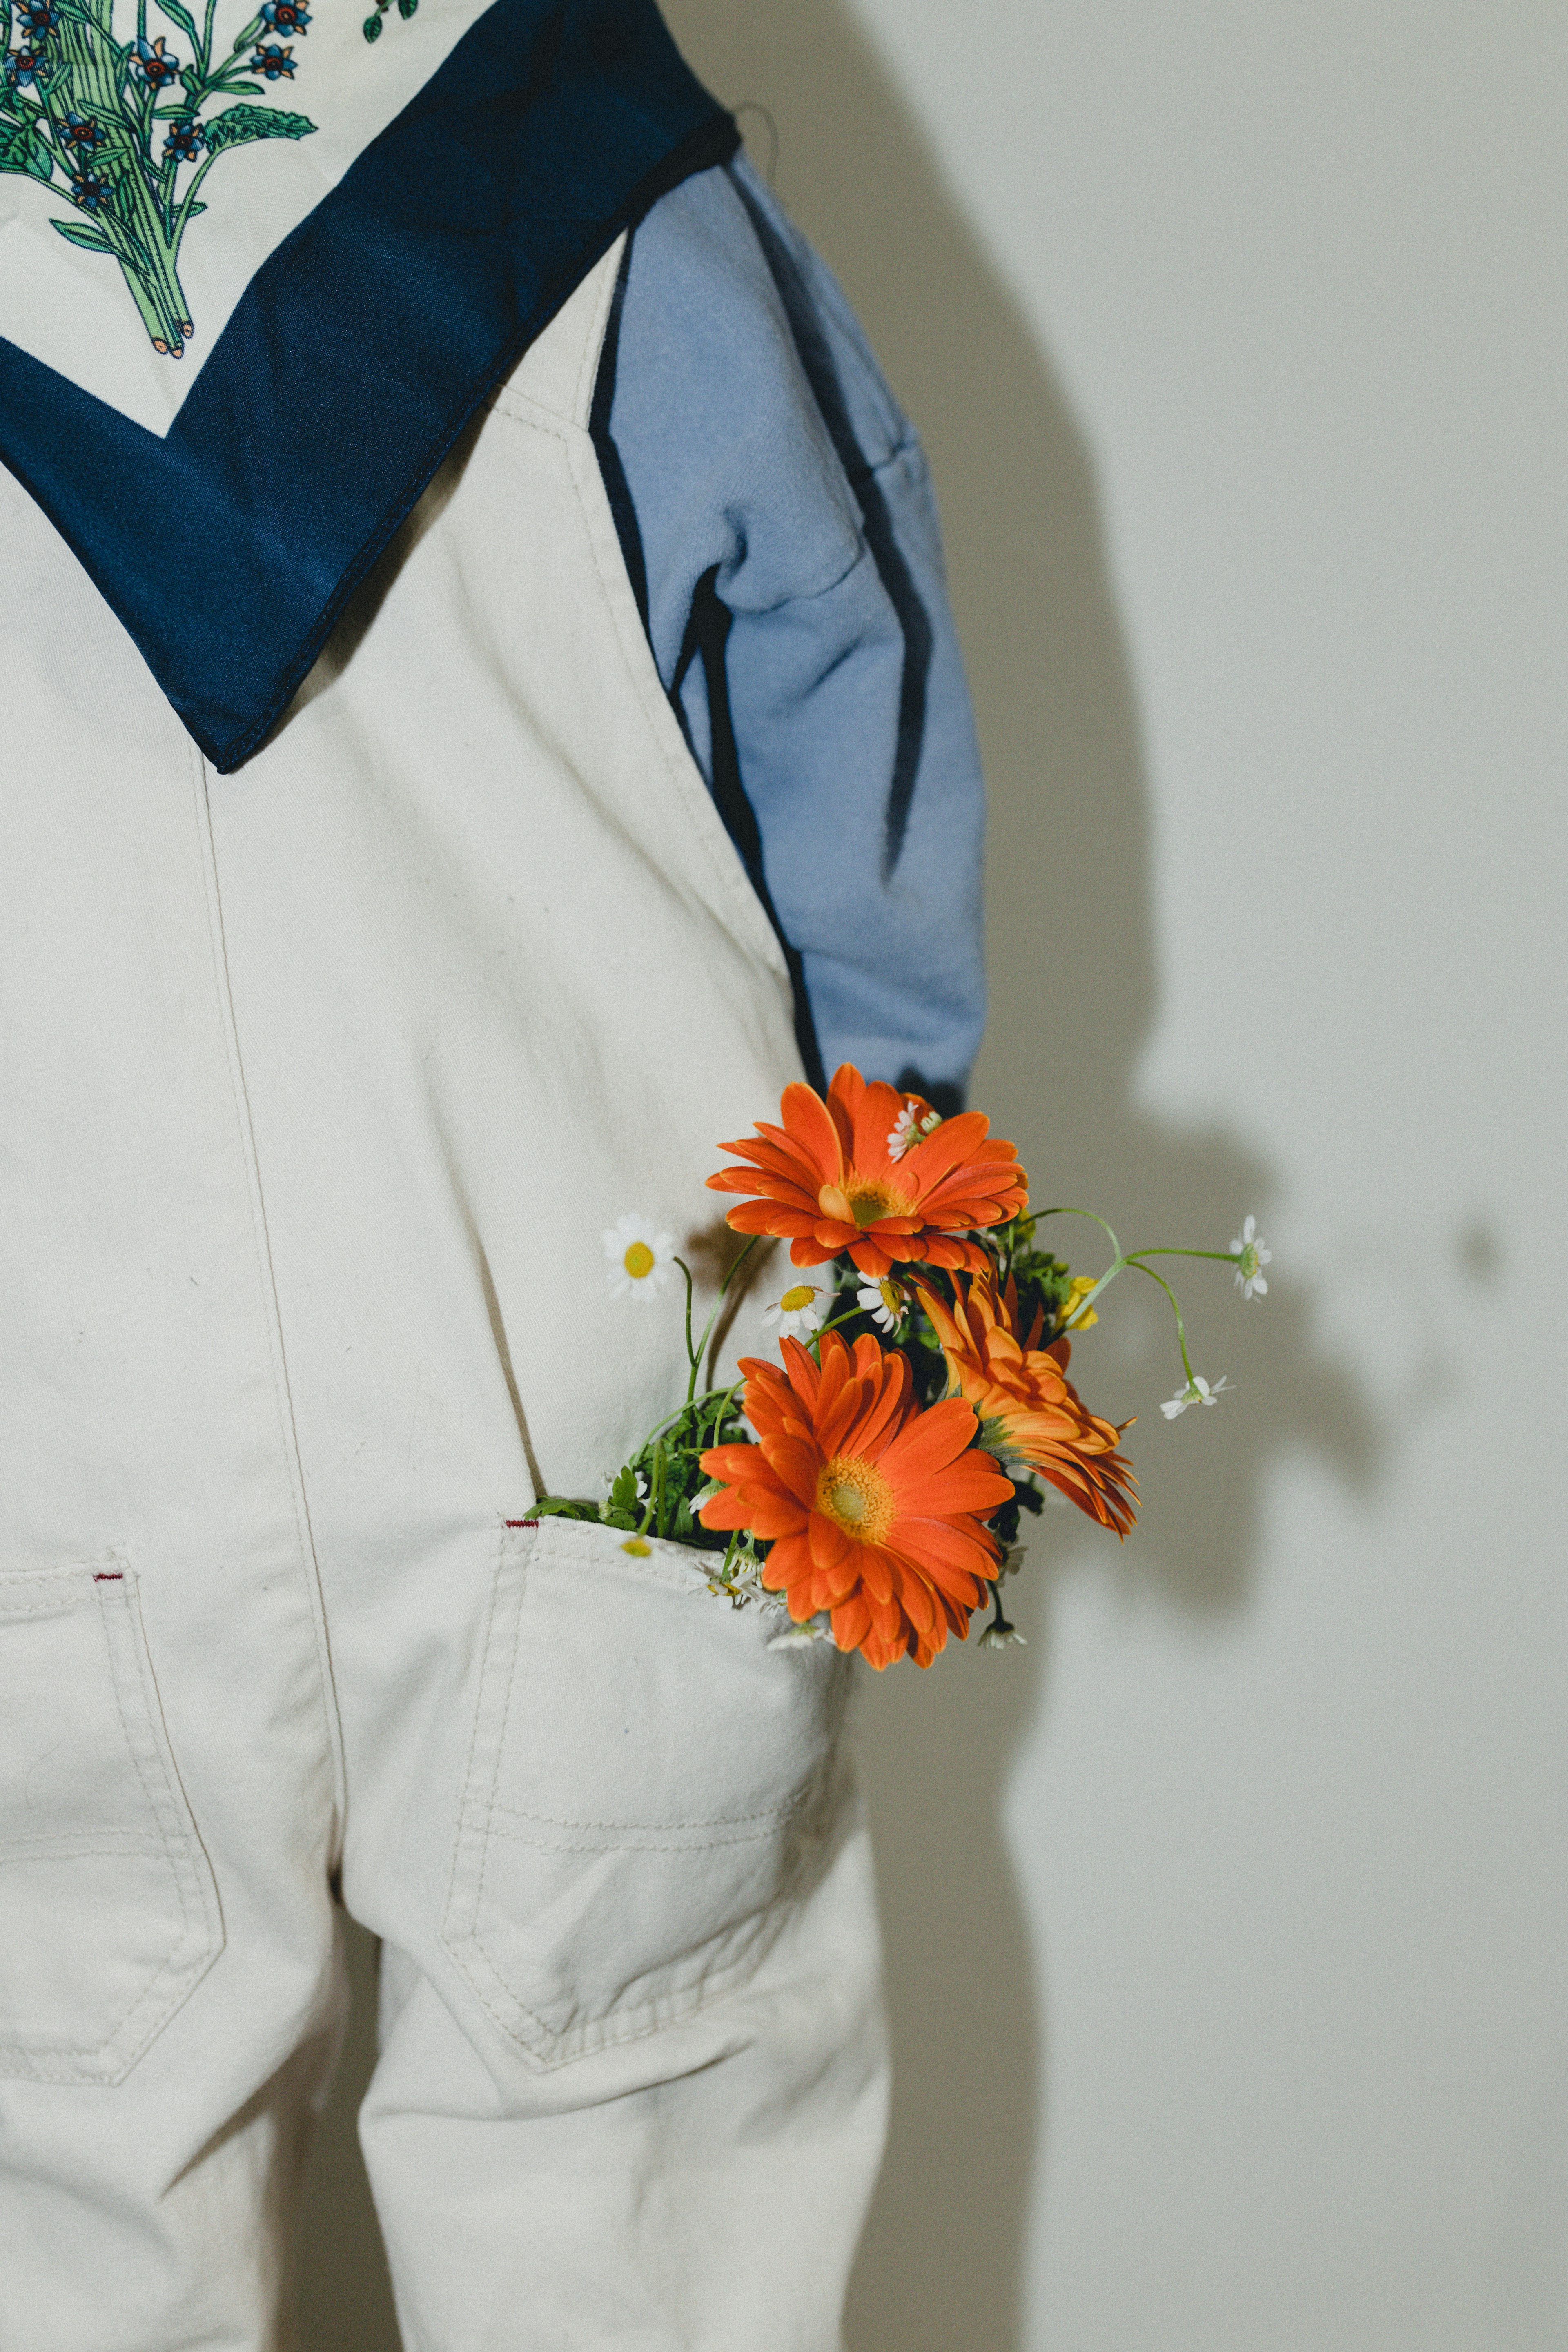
[
  {"xmin": 49, "ymin": 213, "xmax": 113, "ymax": 247},
  {"xmin": 0, "ymin": 0, "xmax": 346, "ymax": 356},
  {"xmin": 0, "ymin": 111, "xmax": 51, "ymax": 178},
  {"xmin": 202, "ymin": 101, "xmax": 313, "ymax": 153}
]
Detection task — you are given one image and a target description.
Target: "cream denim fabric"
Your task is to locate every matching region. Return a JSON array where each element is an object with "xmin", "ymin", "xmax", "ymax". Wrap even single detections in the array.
[{"xmin": 0, "ymin": 241, "xmax": 889, "ymax": 2351}]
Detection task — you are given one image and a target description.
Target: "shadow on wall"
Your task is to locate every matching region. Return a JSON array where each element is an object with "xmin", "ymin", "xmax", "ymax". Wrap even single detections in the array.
[{"xmin": 291, "ymin": 4, "xmax": 1379, "ymax": 2345}]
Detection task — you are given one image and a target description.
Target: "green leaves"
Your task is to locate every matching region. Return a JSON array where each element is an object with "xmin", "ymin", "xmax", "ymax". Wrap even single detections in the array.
[
  {"xmin": 51, "ymin": 216, "xmax": 115, "ymax": 252},
  {"xmin": 0, "ymin": 114, "xmax": 54, "ymax": 184},
  {"xmin": 201, "ymin": 100, "xmax": 314, "ymax": 153},
  {"xmin": 363, "ymin": 0, "xmax": 415, "ymax": 41},
  {"xmin": 157, "ymin": 0, "xmax": 202, "ymax": 49}
]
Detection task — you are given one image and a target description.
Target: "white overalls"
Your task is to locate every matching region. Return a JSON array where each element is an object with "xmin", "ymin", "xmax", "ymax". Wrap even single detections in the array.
[{"xmin": 0, "ymin": 241, "xmax": 888, "ymax": 2350}]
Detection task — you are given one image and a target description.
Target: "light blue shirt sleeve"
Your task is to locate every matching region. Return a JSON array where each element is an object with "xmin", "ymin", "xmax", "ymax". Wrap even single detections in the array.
[{"xmin": 596, "ymin": 155, "xmax": 986, "ymax": 1108}]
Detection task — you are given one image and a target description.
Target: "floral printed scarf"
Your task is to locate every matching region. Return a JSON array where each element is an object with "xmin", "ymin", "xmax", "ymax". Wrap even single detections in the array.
[{"xmin": 0, "ymin": 0, "xmax": 735, "ymax": 766}]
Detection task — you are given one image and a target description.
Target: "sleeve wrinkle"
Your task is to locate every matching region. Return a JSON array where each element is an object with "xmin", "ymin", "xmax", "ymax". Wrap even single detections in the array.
[
  {"xmin": 724, "ymin": 165, "xmax": 935, "ymax": 878},
  {"xmin": 599, "ymin": 161, "xmax": 987, "ymax": 1095}
]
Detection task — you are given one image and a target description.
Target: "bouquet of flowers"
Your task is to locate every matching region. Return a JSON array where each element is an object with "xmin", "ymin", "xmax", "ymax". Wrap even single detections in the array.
[
  {"xmin": 0, "ymin": 0, "xmax": 415, "ymax": 359},
  {"xmin": 537, "ymin": 1065, "xmax": 1270, "ymax": 1671}
]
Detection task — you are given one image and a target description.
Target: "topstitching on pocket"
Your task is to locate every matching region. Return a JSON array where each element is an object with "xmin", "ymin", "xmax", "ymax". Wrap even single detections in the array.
[
  {"xmin": 0, "ymin": 1560, "xmax": 223, "ymax": 2085},
  {"xmin": 441, "ymin": 1517, "xmax": 850, "ymax": 2071}
]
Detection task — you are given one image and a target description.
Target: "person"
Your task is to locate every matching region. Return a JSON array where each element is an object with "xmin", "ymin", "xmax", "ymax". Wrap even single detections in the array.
[{"xmin": 0, "ymin": 3, "xmax": 985, "ymax": 2343}]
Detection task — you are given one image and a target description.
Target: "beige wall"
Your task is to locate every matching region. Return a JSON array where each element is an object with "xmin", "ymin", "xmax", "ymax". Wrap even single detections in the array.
[{"xmin": 297, "ymin": 7, "xmax": 1568, "ymax": 2345}]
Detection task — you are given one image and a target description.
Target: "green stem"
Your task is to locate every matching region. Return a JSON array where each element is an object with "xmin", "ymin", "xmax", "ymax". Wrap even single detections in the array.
[
  {"xmin": 708, "ymin": 1379, "xmax": 742, "ymax": 1450},
  {"xmin": 1123, "ymin": 1258, "xmax": 1199, "ymax": 1390},
  {"xmin": 170, "ymin": 138, "xmax": 216, "ymax": 243},
  {"xmin": 684, "ymin": 1230, "xmax": 761, "ymax": 1403},
  {"xmin": 635, "ymin": 1441, "xmax": 663, "ymax": 1538},
  {"xmin": 55, "ymin": 4, "xmax": 191, "ymax": 347},
  {"xmin": 634, "ymin": 1376, "xmax": 742, "ymax": 1464},
  {"xmin": 673, "ymin": 1256, "xmax": 698, "ymax": 1383},
  {"xmin": 1032, "ymin": 1205, "xmax": 1123, "ymax": 1263},
  {"xmin": 1125, "ymin": 1247, "xmax": 1241, "ymax": 1267},
  {"xmin": 811, "ymin": 1304, "xmax": 871, "ymax": 1348}
]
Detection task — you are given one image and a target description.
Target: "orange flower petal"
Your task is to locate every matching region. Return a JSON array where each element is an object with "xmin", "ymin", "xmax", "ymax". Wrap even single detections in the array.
[
  {"xmin": 708, "ymin": 1062, "xmax": 1028, "ymax": 1276},
  {"xmin": 709, "ymin": 1321, "xmax": 1013, "ymax": 1666}
]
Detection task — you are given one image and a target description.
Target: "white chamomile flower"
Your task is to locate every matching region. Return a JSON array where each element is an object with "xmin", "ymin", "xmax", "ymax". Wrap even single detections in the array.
[
  {"xmin": 603, "ymin": 1212, "xmax": 675, "ymax": 1302},
  {"xmin": 1230, "ymin": 1213, "xmax": 1272, "ymax": 1301},
  {"xmin": 978, "ymin": 1621, "xmax": 1027, "ymax": 1653},
  {"xmin": 760, "ymin": 1281, "xmax": 826, "ymax": 1340},
  {"xmin": 856, "ymin": 1276, "xmax": 906, "ymax": 1332},
  {"xmin": 707, "ymin": 1556, "xmax": 774, "ymax": 1610},
  {"xmin": 688, "ymin": 1480, "xmax": 723, "ymax": 1523},
  {"xmin": 1161, "ymin": 1373, "xmax": 1232, "ymax": 1420},
  {"xmin": 768, "ymin": 1612, "xmax": 836, "ymax": 1650},
  {"xmin": 886, "ymin": 1098, "xmax": 943, "ymax": 1161}
]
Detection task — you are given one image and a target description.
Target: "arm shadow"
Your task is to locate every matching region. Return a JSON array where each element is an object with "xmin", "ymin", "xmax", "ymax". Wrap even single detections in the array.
[
  {"xmin": 662, "ymin": 7, "xmax": 1385, "ymax": 2348},
  {"xmin": 293, "ymin": 7, "xmax": 1382, "ymax": 2343}
]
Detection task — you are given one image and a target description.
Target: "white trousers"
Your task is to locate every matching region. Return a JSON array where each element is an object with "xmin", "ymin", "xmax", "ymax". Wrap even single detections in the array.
[{"xmin": 0, "ymin": 243, "xmax": 888, "ymax": 2350}]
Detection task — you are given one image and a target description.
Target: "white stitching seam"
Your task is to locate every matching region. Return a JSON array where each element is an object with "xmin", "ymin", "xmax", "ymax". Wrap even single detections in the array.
[
  {"xmin": 0, "ymin": 1565, "xmax": 220, "ymax": 2078},
  {"xmin": 105, "ymin": 1576, "xmax": 218, "ymax": 2011},
  {"xmin": 483, "ymin": 1795, "xmax": 806, "ymax": 1833},
  {"xmin": 190, "ymin": 739, "xmax": 348, "ymax": 1849}
]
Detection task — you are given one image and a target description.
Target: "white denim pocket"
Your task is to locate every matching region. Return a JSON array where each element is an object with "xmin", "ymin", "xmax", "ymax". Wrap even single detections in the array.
[
  {"xmin": 441, "ymin": 1518, "xmax": 850, "ymax": 2071},
  {"xmin": 0, "ymin": 1562, "xmax": 223, "ymax": 2085}
]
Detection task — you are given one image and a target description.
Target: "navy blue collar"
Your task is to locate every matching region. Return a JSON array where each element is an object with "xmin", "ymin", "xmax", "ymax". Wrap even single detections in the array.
[{"xmin": 0, "ymin": 0, "xmax": 733, "ymax": 770}]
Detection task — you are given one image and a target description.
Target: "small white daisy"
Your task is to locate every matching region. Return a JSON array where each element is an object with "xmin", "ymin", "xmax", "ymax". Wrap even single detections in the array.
[
  {"xmin": 1230, "ymin": 1214, "xmax": 1272, "ymax": 1301},
  {"xmin": 603, "ymin": 1212, "xmax": 675, "ymax": 1302},
  {"xmin": 768, "ymin": 1612, "xmax": 836, "ymax": 1650},
  {"xmin": 760, "ymin": 1281, "xmax": 826, "ymax": 1340},
  {"xmin": 706, "ymin": 1555, "xmax": 774, "ymax": 1609},
  {"xmin": 886, "ymin": 1098, "xmax": 943, "ymax": 1161},
  {"xmin": 978, "ymin": 1621, "xmax": 1027, "ymax": 1653},
  {"xmin": 856, "ymin": 1276, "xmax": 906, "ymax": 1332},
  {"xmin": 1161, "ymin": 1373, "xmax": 1232, "ymax": 1420}
]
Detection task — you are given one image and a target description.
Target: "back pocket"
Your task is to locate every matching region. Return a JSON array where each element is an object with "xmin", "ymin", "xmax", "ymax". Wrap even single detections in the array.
[
  {"xmin": 0, "ymin": 1562, "xmax": 223, "ymax": 2085},
  {"xmin": 441, "ymin": 1517, "xmax": 850, "ymax": 2071}
]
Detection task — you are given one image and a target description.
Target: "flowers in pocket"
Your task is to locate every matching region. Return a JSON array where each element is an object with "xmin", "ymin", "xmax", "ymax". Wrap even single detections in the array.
[{"xmin": 550, "ymin": 1065, "xmax": 1269, "ymax": 1672}]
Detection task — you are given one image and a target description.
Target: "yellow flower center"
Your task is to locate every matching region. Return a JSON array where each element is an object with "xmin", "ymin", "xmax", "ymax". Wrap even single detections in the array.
[
  {"xmin": 815, "ymin": 1453, "xmax": 896, "ymax": 1544},
  {"xmin": 623, "ymin": 1240, "xmax": 655, "ymax": 1280},
  {"xmin": 820, "ymin": 1172, "xmax": 912, "ymax": 1229},
  {"xmin": 850, "ymin": 1180, "xmax": 900, "ymax": 1227},
  {"xmin": 780, "ymin": 1283, "xmax": 816, "ymax": 1312},
  {"xmin": 621, "ymin": 1537, "xmax": 651, "ymax": 1556},
  {"xmin": 878, "ymin": 1280, "xmax": 902, "ymax": 1315}
]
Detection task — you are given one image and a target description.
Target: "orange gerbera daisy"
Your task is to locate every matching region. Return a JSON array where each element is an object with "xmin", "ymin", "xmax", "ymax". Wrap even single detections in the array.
[
  {"xmin": 697, "ymin": 1329, "xmax": 1013, "ymax": 1669},
  {"xmin": 916, "ymin": 1272, "xmax": 1138, "ymax": 1537},
  {"xmin": 707, "ymin": 1063, "xmax": 1028, "ymax": 1278}
]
